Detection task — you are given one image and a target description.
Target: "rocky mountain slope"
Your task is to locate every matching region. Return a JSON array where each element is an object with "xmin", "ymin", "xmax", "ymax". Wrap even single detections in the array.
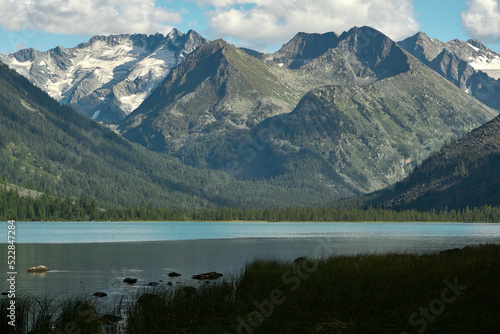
[
  {"xmin": 119, "ymin": 27, "xmax": 497, "ymax": 200},
  {"xmin": 263, "ymin": 27, "xmax": 412, "ymax": 84},
  {"xmin": 118, "ymin": 39, "xmax": 308, "ymax": 154},
  {"xmin": 0, "ymin": 29, "xmax": 207, "ymax": 123},
  {"xmin": 399, "ymin": 32, "xmax": 500, "ymax": 110},
  {"xmin": 368, "ymin": 114, "xmax": 500, "ymax": 210},
  {"xmin": 399, "ymin": 32, "xmax": 500, "ymax": 79},
  {"xmin": 254, "ymin": 69, "xmax": 496, "ymax": 195},
  {"xmin": 0, "ymin": 61, "xmax": 334, "ymax": 208}
]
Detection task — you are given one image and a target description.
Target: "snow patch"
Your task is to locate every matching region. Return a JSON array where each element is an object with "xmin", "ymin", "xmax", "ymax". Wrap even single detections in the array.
[
  {"xmin": 8, "ymin": 58, "xmax": 33, "ymax": 76},
  {"xmin": 470, "ymin": 55, "xmax": 500, "ymax": 80},
  {"xmin": 119, "ymin": 93, "xmax": 148, "ymax": 113},
  {"xmin": 92, "ymin": 110, "xmax": 100, "ymax": 119},
  {"xmin": 468, "ymin": 43, "xmax": 480, "ymax": 52}
]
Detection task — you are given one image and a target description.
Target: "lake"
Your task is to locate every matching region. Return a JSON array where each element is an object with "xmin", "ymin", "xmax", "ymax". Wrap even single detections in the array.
[{"xmin": 1, "ymin": 221, "xmax": 500, "ymax": 301}]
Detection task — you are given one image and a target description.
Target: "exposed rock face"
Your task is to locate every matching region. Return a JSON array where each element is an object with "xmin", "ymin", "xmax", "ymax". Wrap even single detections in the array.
[
  {"xmin": 119, "ymin": 38, "xmax": 305, "ymax": 153},
  {"xmin": 261, "ymin": 31, "xmax": 340, "ymax": 69},
  {"xmin": 0, "ymin": 29, "xmax": 208, "ymax": 123}
]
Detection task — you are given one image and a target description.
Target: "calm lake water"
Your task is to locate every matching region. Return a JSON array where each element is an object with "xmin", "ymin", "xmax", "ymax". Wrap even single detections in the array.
[{"xmin": 1, "ymin": 221, "xmax": 500, "ymax": 301}]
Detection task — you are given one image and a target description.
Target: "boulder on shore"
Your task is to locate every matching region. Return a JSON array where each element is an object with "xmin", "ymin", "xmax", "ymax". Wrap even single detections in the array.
[{"xmin": 27, "ymin": 265, "xmax": 49, "ymax": 273}]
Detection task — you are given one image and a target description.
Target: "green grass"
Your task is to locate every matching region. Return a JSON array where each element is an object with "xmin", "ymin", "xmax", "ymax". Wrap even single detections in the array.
[
  {"xmin": 0, "ymin": 293, "xmax": 122, "ymax": 334},
  {"xmin": 2, "ymin": 244, "xmax": 499, "ymax": 333}
]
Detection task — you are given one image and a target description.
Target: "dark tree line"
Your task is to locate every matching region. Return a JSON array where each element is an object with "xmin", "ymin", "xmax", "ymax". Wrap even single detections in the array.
[{"xmin": 1, "ymin": 187, "xmax": 499, "ymax": 222}]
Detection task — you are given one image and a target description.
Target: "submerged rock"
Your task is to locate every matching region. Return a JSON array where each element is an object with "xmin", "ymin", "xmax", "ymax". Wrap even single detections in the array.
[
  {"xmin": 148, "ymin": 282, "xmax": 159, "ymax": 286},
  {"xmin": 168, "ymin": 272, "xmax": 181, "ymax": 277}
]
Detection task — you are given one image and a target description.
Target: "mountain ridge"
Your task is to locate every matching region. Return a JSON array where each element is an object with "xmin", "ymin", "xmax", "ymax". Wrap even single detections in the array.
[
  {"xmin": 399, "ymin": 31, "xmax": 500, "ymax": 111},
  {"xmin": 2, "ymin": 26, "xmax": 500, "ymax": 208},
  {"xmin": 119, "ymin": 38, "xmax": 306, "ymax": 154},
  {"xmin": 368, "ymin": 114, "xmax": 500, "ymax": 210},
  {"xmin": 119, "ymin": 26, "xmax": 498, "ymax": 202},
  {"xmin": 0, "ymin": 60, "xmax": 338, "ymax": 208},
  {"xmin": 0, "ymin": 30, "xmax": 208, "ymax": 123}
]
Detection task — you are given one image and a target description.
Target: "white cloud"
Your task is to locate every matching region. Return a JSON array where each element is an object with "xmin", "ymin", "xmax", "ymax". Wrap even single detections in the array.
[
  {"xmin": 462, "ymin": 0, "xmax": 500, "ymax": 42},
  {"xmin": 0, "ymin": 0, "xmax": 182, "ymax": 35},
  {"xmin": 196, "ymin": 0, "xmax": 419, "ymax": 51}
]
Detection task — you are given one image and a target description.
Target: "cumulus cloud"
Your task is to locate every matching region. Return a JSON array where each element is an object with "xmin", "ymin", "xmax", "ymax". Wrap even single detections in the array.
[
  {"xmin": 0, "ymin": 0, "xmax": 181, "ymax": 35},
  {"xmin": 195, "ymin": 0, "xmax": 419, "ymax": 51},
  {"xmin": 462, "ymin": 0, "xmax": 500, "ymax": 42}
]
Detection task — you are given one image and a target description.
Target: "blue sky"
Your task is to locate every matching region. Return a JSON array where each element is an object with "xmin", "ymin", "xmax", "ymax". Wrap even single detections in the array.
[{"xmin": 0, "ymin": 0, "xmax": 499, "ymax": 54}]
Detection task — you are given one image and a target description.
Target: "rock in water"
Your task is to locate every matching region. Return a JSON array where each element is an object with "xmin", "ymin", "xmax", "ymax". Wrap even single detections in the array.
[
  {"xmin": 93, "ymin": 292, "xmax": 107, "ymax": 297},
  {"xmin": 123, "ymin": 277, "xmax": 138, "ymax": 284},
  {"xmin": 27, "ymin": 265, "xmax": 49, "ymax": 273},
  {"xmin": 192, "ymin": 272, "xmax": 223, "ymax": 280}
]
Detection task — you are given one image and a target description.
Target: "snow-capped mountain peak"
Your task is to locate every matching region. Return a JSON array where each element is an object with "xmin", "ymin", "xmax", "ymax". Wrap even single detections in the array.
[{"xmin": 0, "ymin": 30, "xmax": 208, "ymax": 123}]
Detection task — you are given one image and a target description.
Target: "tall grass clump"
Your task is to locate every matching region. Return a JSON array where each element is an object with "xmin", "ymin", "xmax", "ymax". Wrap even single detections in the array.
[
  {"xmin": 0, "ymin": 294, "xmax": 122, "ymax": 334},
  {"xmin": 125, "ymin": 279, "xmax": 237, "ymax": 334},
  {"xmin": 233, "ymin": 244, "xmax": 500, "ymax": 333}
]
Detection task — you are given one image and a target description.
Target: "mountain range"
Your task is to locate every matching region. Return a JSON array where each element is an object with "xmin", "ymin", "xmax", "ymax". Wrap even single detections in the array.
[
  {"xmin": 0, "ymin": 61, "xmax": 335, "ymax": 209},
  {"xmin": 118, "ymin": 26, "xmax": 496, "ymax": 200},
  {"xmin": 0, "ymin": 29, "xmax": 207, "ymax": 123},
  {"xmin": 1, "ymin": 26, "xmax": 500, "ymax": 209}
]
